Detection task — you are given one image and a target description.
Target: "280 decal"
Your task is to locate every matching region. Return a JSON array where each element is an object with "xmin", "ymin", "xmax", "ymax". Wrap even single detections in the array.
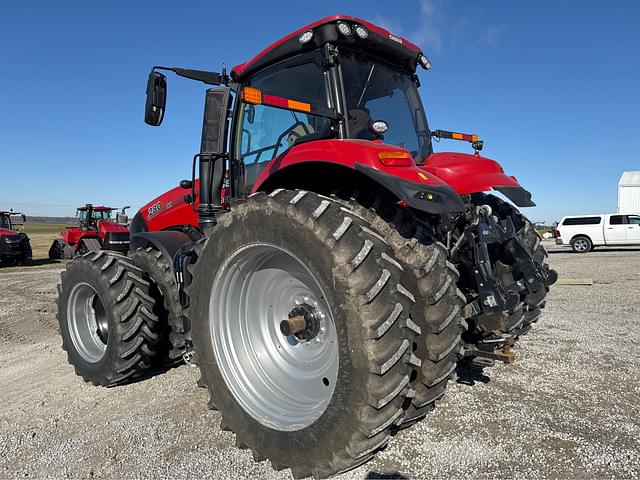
[{"xmin": 147, "ymin": 201, "xmax": 161, "ymax": 218}]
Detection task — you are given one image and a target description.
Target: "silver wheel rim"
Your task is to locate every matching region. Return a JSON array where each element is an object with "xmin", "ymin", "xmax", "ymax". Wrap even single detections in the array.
[
  {"xmin": 211, "ymin": 243, "xmax": 339, "ymax": 431},
  {"xmin": 67, "ymin": 282, "xmax": 109, "ymax": 363},
  {"xmin": 574, "ymin": 239, "xmax": 589, "ymax": 251}
]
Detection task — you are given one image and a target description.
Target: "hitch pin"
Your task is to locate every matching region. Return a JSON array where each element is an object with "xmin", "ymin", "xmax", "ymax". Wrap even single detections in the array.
[{"xmin": 496, "ymin": 346, "xmax": 516, "ymax": 364}]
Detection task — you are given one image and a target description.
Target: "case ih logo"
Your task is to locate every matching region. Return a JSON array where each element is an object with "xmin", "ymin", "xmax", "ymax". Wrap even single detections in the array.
[{"xmin": 388, "ymin": 34, "xmax": 403, "ymax": 44}]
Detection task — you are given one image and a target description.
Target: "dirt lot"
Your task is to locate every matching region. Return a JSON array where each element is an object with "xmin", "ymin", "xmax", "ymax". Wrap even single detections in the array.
[{"xmin": 1, "ymin": 243, "xmax": 639, "ymax": 479}]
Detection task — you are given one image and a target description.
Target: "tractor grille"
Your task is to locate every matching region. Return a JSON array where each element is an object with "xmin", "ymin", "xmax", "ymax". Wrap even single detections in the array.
[
  {"xmin": 103, "ymin": 232, "xmax": 130, "ymax": 253},
  {"xmin": 0, "ymin": 235, "xmax": 26, "ymax": 255}
]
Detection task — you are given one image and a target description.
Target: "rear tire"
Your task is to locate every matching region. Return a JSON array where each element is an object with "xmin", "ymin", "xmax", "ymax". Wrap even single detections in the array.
[
  {"xmin": 338, "ymin": 196, "xmax": 464, "ymax": 427},
  {"xmin": 56, "ymin": 251, "xmax": 161, "ymax": 386},
  {"xmin": 571, "ymin": 236, "xmax": 592, "ymax": 254},
  {"xmin": 131, "ymin": 247, "xmax": 185, "ymax": 364},
  {"xmin": 186, "ymin": 190, "xmax": 418, "ymax": 478}
]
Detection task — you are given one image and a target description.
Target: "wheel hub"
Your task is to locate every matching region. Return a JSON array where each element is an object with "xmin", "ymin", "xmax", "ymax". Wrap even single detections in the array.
[{"xmin": 280, "ymin": 303, "xmax": 321, "ymax": 341}]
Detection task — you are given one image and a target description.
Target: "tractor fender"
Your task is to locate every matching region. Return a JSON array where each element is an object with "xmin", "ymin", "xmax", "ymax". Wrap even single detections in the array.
[
  {"xmin": 423, "ymin": 152, "xmax": 535, "ymax": 207},
  {"xmin": 129, "ymin": 231, "xmax": 192, "ymax": 273},
  {"xmin": 354, "ymin": 163, "xmax": 465, "ymax": 214},
  {"xmin": 253, "ymin": 139, "xmax": 465, "ymax": 214}
]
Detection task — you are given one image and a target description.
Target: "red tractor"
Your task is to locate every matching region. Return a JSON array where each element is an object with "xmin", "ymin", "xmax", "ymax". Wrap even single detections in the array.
[
  {"xmin": 0, "ymin": 210, "xmax": 32, "ymax": 266},
  {"xmin": 48, "ymin": 204, "xmax": 130, "ymax": 259},
  {"xmin": 56, "ymin": 16, "xmax": 556, "ymax": 477}
]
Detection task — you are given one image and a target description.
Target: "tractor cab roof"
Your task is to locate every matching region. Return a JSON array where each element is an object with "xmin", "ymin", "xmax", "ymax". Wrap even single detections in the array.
[
  {"xmin": 0, "ymin": 211, "xmax": 22, "ymax": 216},
  {"xmin": 77, "ymin": 205, "xmax": 114, "ymax": 212},
  {"xmin": 231, "ymin": 15, "xmax": 423, "ymax": 81}
]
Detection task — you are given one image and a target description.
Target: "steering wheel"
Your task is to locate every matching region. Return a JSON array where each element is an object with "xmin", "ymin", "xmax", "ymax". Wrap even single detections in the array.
[{"xmin": 272, "ymin": 121, "xmax": 312, "ymax": 158}]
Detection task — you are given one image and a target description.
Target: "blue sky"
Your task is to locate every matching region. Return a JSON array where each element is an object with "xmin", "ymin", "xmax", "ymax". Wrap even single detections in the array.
[{"xmin": 1, "ymin": 0, "xmax": 638, "ymax": 224}]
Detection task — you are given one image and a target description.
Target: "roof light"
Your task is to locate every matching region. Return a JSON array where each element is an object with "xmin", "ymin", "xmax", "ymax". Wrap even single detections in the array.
[
  {"xmin": 336, "ymin": 22, "xmax": 352, "ymax": 36},
  {"xmin": 298, "ymin": 30, "xmax": 314, "ymax": 44},
  {"xmin": 354, "ymin": 25, "xmax": 368, "ymax": 39},
  {"xmin": 418, "ymin": 54, "xmax": 431, "ymax": 70}
]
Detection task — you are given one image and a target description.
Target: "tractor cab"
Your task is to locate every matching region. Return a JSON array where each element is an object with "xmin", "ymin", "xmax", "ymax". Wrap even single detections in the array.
[
  {"xmin": 230, "ymin": 16, "xmax": 435, "ymax": 195},
  {"xmin": 0, "ymin": 211, "xmax": 26, "ymax": 233},
  {"xmin": 0, "ymin": 212, "xmax": 11, "ymax": 231},
  {"xmin": 76, "ymin": 205, "xmax": 114, "ymax": 231}
]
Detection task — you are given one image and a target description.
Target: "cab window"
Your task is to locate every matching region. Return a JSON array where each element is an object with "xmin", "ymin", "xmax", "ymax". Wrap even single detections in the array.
[
  {"xmin": 92, "ymin": 210, "xmax": 110, "ymax": 221},
  {"xmin": 237, "ymin": 52, "xmax": 331, "ymax": 195},
  {"xmin": 628, "ymin": 216, "xmax": 640, "ymax": 225}
]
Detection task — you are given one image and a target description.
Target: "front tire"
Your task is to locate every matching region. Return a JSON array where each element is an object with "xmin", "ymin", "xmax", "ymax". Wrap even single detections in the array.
[
  {"xmin": 56, "ymin": 251, "xmax": 161, "ymax": 386},
  {"xmin": 186, "ymin": 190, "xmax": 418, "ymax": 478}
]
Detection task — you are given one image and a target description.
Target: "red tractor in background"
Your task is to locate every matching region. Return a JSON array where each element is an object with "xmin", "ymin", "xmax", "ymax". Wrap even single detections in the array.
[
  {"xmin": 48, "ymin": 204, "xmax": 130, "ymax": 259},
  {"xmin": 0, "ymin": 210, "xmax": 32, "ymax": 266},
  {"xmin": 56, "ymin": 15, "xmax": 557, "ymax": 478}
]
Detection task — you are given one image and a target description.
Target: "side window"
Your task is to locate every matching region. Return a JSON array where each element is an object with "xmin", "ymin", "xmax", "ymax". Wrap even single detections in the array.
[
  {"xmin": 240, "ymin": 104, "xmax": 322, "ymax": 165},
  {"xmin": 609, "ymin": 215, "xmax": 625, "ymax": 225},
  {"xmin": 237, "ymin": 54, "xmax": 331, "ymax": 195},
  {"xmin": 562, "ymin": 216, "xmax": 602, "ymax": 226},
  {"xmin": 629, "ymin": 216, "xmax": 640, "ymax": 225}
]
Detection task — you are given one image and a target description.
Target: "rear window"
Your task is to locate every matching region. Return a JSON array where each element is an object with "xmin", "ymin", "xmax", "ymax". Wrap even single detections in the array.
[
  {"xmin": 248, "ymin": 52, "xmax": 327, "ymax": 105},
  {"xmin": 562, "ymin": 216, "xmax": 602, "ymax": 226}
]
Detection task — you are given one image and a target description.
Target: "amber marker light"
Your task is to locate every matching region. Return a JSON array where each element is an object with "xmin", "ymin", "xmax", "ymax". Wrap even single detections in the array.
[
  {"xmin": 242, "ymin": 87, "xmax": 262, "ymax": 104},
  {"xmin": 378, "ymin": 151, "xmax": 413, "ymax": 166}
]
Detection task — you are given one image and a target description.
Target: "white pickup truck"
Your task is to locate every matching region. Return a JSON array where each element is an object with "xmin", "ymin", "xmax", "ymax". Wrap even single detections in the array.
[{"xmin": 555, "ymin": 213, "xmax": 640, "ymax": 252}]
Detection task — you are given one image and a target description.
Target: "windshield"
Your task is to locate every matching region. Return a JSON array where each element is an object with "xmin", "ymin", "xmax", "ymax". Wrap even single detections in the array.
[
  {"xmin": 92, "ymin": 210, "xmax": 111, "ymax": 221},
  {"xmin": 340, "ymin": 51, "xmax": 432, "ymax": 163},
  {"xmin": 78, "ymin": 209, "xmax": 111, "ymax": 225},
  {"xmin": 0, "ymin": 215, "xmax": 10, "ymax": 230}
]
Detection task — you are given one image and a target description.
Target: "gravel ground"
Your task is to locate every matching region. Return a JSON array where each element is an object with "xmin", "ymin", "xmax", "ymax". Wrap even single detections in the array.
[{"xmin": 1, "ymin": 243, "xmax": 639, "ymax": 479}]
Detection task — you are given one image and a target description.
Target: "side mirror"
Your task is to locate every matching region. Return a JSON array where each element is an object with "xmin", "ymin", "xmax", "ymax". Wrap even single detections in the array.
[
  {"xmin": 246, "ymin": 104, "xmax": 255, "ymax": 124},
  {"xmin": 145, "ymin": 71, "xmax": 167, "ymax": 126}
]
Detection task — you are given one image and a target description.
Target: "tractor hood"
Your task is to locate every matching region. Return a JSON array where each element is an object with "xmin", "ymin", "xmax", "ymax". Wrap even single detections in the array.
[
  {"xmin": 0, "ymin": 228, "xmax": 18, "ymax": 236},
  {"xmin": 422, "ymin": 152, "xmax": 535, "ymax": 207},
  {"xmin": 97, "ymin": 221, "xmax": 128, "ymax": 234}
]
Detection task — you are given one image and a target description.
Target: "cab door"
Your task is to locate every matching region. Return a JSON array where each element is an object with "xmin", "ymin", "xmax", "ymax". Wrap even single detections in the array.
[
  {"xmin": 606, "ymin": 215, "xmax": 628, "ymax": 244},
  {"xmin": 234, "ymin": 50, "xmax": 332, "ymax": 196},
  {"xmin": 626, "ymin": 215, "xmax": 640, "ymax": 243}
]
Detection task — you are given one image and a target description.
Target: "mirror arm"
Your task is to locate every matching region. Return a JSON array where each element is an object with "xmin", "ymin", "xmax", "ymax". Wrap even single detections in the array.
[{"xmin": 152, "ymin": 66, "xmax": 228, "ymax": 86}]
